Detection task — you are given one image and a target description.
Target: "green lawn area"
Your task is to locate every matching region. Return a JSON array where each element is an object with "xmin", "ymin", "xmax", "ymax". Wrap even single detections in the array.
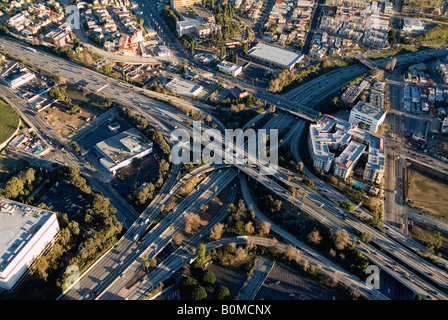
[{"xmin": 0, "ymin": 98, "xmax": 20, "ymax": 145}]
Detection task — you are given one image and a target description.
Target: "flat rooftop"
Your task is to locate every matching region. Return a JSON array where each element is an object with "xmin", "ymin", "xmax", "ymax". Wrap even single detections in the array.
[
  {"xmin": 165, "ymin": 77, "xmax": 203, "ymax": 96},
  {"xmin": 217, "ymin": 61, "xmax": 242, "ymax": 71},
  {"xmin": 0, "ymin": 198, "xmax": 55, "ymax": 272},
  {"xmin": 95, "ymin": 128, "xmax": 153, "ymax": 169},
  {"xmin": 336, "ymin": 140, "xmax": 366, "ymax": 169},
  {"xmin": 352, "ymin": 101, "xmax": 387, "ymax": 120},
  {"xmin": 247, "ymin": 42, "xmax": 303, "ymax": 69}
]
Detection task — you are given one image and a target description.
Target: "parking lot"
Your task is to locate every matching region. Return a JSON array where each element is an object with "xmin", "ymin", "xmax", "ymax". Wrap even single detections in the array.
[
  {"xmin": 77, "ymin": 116, "xmax": 131, "ymax": 151},
  {"xmin": 254, "ymin": 263, "xmax": 345, "ymax": 300},
  {"xmin": 39, "ymin": 180, "xmax": 88, "ymax": 221}
]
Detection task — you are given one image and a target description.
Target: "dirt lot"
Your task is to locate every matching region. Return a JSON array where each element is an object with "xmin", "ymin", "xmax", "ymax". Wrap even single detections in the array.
[
  {"xmin": 406, "ymin": 169, "xmax": 448, "ymax": 221},
  {"xmin": 42, "ymin": 102, "xmax": 99, "ymax": 138}
]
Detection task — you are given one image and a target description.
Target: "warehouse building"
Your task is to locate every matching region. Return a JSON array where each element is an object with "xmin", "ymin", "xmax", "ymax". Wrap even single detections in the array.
[
  {"xmin": 94, "ymin": 128, "xmax": 153, "ymax": 174},
  {"xmin": 10, "ymin": 72, "xmax": 36, "ymax": 90},
  {"xmin": 246, "ymin": 42, "xmax": 304, "ymax": 70},
  {"xmin": 165, "ymin": 77, "xmax": 203, "ymax": 98},
  {"xmin": 0, "ymin": 198, "xmax": 60, "ymax": 291}
]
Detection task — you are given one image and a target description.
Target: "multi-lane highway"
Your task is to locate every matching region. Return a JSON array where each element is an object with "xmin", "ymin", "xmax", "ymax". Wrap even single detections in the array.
[{"xmin": 3, "ymin": 34, "xmax": 448, "ymax": 301}]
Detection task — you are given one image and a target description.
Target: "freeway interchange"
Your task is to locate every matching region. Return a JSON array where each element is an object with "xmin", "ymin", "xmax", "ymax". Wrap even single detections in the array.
[{"xmin": 1, "ymin": 35, "xmax": 448, "ymax": 301}]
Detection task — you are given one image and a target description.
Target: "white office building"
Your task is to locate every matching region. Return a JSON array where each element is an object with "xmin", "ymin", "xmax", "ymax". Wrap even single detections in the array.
[
  {"xmin": 176, "ymin": 19, "xmax": 202, "ymax": 36},
  {"xmin": 402, "ymin": 19, "xmax": 424, "ymax": 32},
  {"xmin": 0, "ymin": 198, "xmax": 60, "ymax": 291},
  {"xmin": 349, "ymin": 101, "xmax": 387, "ymax": 133},
  {"xmin": 216, "ymin": 61, "xmax": 242, "ymax": 77},
  {"xmin": 94, "ymin": 128, "xmax": 153, "ymax": 174}
]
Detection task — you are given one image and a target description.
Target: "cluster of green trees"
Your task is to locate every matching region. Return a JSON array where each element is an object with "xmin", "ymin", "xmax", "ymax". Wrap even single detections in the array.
[
  {"xmin": 216, "ymin": 199, "xmax": 271, "ymax": 240},
  {"xmin": 179, "ymin": 243, "xmax": 230, "ymax": 300},
  {"xmin": 277, "ymin": 147, "xmax": 304, "ymax": 174},
  {"xmin": 179, "ymin": 34, "xmax": 196, "ymax": 52},
  {"xmin": 70, "ymin": 141, "xmax": 81, "ymax": 154},
  {"xmin": 253, "ymin": 182, "xmax": 371, "ymax": 279},
  {"xmin": 388, "ymin": 28, "xmax": 397, "ymax": 45},
  {"xmin": 268, "ymin": 59, "xmax": 353, "ymax": 93},
  {"xmin": 0, "ymin": 167, "xmax": 37, "ymax": 202},
  {"xmin": 412, "ymin": 24, "xmax": 448, "ymax": 47},
  {"xmin": 118, "ymin": 106, "xmax": 171, "ymax": 156},
  {"xmin": 4, "ymin": 166, "xmax": 122, "ymax": 299},
  {"xmin": 49, "ymin": 87, "xmax": 66, "ymax": 101},
  {"xmin": 133, "ymin": 158, "xmax": 170, "ymax": 205},
  {"xmin": 149, "ymin": 80, "xmax": 170, "ymax": 95},
  {"xmin": 227, "ymin": 50, "xmax": 238, "ymax": 64},
  {"xmin": 162, "ymin": 5, "xmax": 179, "ymax": 35}
]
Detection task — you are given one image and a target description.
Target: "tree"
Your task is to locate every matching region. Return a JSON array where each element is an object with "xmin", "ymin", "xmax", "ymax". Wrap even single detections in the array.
[
  {"xmin": 1, "ymin": 177, "xmax": 24, "ymax": 199},
  {"xmin": 259, "ymin": 221, "xmax": 271, "ymax": 235},
  {"xmin": 302, "ymin": 178, "xmax": 314, "ymax": 188},
  {"xmin": 191, "ymin": 285, "xmax": 208, "ymax": 300},
  {"xmin": 220, "ymin": 45, "xmax": 226, "ymax": 59},
  {"xmin": 18, "ymin": 168, "xmax": 35, "ymax": 186},
  {"xmin": 196, "ymin": 243, "xmax": 206, "ymax": 264},
  {"xmin": 190, "ymin": 260, "xmax": 205, "ymax": 278},
  {"xmin": 244, "ymin": 221, "xmax": 255, "ymax": 234},
  {"xmin": 307, "ymin": 229, "xmax": 322, "ymax": 245},
  {"xmin": 390, "ymin": 57, "xmax": 397, "ymax": 71},
  {"xmin": 214, "ymin": 285, "xmax": 230, "ymax": 300},
  {"xmin": 429, "ymin": 231, "xmax": 443, "ymax": 251},
  {"xmin": 285, "ymin": 245, "xmax": 297, "ymax": 261},
  {"xmin": 184, "ymin": 214, "xmax": 204, "ymax": 234},
  {"xmin": 360, "ymin": 232, "xmax": 372, "ymax": 243},
  {"xmin": 200, "ymin": 269, "xmax": 216, "ymax": 286},
  {"xmin": 179, "ymin": 277, "xmax": 199, "ymax": 299},
  {"xmin": 243, "ymin": 42, "xmax": 249, "ymax": 54},
  {"xmin": 210, "ymin": 223, "xmax": 224, "ymax": 240},
  {"xmin": 329, "ymin": 176, "xmax": 338, "ymax": 186},
  {"xmin": 332, "ymin": 229, "xmax": 349, "ymax": 250},
  {"xmin": 269, "ymin": 104, "xmax": 276, "ymax": 114},
  {"xmin": 341, "ymin": 202, "xmax": 355, "ymax": 213},
  {"xmin": 235, "ymin": 246, "xmax": 247, "ymax": 262},
  {"xmin": 49, "ymin": 87, "xmax": 64, "ymax": 100}
]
